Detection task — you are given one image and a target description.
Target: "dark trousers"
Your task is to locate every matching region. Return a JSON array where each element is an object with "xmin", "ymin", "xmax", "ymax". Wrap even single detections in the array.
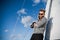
[{"xmin": 30, "ymin": 33, "xmax": 43, "ymax": 40}]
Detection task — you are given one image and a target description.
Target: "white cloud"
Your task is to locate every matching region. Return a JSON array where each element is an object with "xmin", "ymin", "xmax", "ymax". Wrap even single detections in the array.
[
  {"xmin": 21, "ymin": 16, "xmax": 35, "ymax": 27},
  {"xmin": 42, "ymin": 0, "xmax": 47, "ymax": 2},
  {"xmin": 17, "ymin": 8, "xmax": 27, "ymax": 15},
  {"xmin": 32, "ymin": 0, "xmax": 40, "ymax": 6},
  {"xmin": 10, "ymin": 34, "xmax": 22, "ymax": 40},
  {"xmin": 5, "ymin": 29, "xmax": 9, "ymax": 32},
  {"xmin": 33, "ymin": 0, "xmax": 40, "ymax": 4}
]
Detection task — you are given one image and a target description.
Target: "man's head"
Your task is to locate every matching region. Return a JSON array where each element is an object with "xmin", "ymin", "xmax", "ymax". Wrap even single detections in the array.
[{"xmin": 38, "ymin": 9, "xmax": 45, "ymax": 19}]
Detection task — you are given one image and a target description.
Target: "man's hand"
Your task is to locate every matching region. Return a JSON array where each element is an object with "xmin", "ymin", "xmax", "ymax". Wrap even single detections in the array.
[
  {"xmin": 30, "ymin": 22, "xmax": 37, "ymax": 28},
  {"xmin": 34, "ymin": 23, "xmax": 38, "ymax": 28}
]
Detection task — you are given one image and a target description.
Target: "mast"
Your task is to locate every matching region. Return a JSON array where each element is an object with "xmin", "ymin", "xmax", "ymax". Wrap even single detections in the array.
[{"xmin": 44, "ymin": 0, "xmax": 53, "ymax": 40}]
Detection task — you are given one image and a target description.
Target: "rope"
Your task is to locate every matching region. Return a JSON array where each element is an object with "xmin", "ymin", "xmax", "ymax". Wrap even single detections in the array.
[
  {"xmin": 13, "ymin": 0, "xmax": 26, "ymax": 33},
  {"xmin": 11, "ymin": 0, "xmax": 26, "ymax": 40}
]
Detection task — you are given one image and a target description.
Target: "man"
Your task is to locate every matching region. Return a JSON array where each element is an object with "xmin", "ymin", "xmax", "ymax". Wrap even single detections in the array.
[{"xmin": 30, "ymin": 9, "xmax": 47, "ymax": 40}]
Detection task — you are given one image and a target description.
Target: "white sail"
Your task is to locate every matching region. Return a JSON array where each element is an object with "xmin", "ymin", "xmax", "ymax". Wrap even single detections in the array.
[
  {"xmin": 45, "ymin": 0, "xmax": 60, "ymax": 40},
  {"xmin": 50, "ymin": 0, "xmax": 60, "ymax": 40}
]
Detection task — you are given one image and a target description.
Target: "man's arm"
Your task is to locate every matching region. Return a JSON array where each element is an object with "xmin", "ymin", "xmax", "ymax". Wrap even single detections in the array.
[{"xmin": 37, "ymin": 17, "xmax": 47, "ymax": 28}]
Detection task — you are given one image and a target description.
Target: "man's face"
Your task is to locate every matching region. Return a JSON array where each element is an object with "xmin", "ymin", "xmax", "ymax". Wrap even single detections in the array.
[{"xmin": 38, "ymin": 11, "xmax": 45, "ymax": 19}]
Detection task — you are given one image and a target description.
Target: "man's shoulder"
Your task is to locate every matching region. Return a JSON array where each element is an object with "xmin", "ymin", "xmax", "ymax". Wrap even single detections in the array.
[
  {"xmin": 43, "ymin": 17, "xmax": 47, "ymax": 19},
  {"xmin": 43, "ymin": 17, "xmax": 47, "ymax": 22}
]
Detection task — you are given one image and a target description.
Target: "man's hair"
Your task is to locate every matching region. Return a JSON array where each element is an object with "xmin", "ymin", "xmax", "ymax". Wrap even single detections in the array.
[
  {"xmin": 40, "ymin": 9, "xmax": 45, "ymax": 13},
  {"xmin": 38, "ymin": 9, "xmax": 45, "ymax": 20}
]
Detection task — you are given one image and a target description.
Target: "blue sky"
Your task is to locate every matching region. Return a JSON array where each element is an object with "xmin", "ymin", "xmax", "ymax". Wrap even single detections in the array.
[{"xmin": 0, "ymin": 0, "xmax": 47, "ymax": 40}]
